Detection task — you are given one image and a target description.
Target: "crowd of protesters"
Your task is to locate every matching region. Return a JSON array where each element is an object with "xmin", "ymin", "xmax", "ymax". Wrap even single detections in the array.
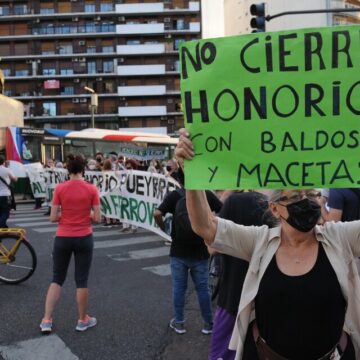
[
  {"xmin": 4, "ymin": 136, "xmax": 360, "ymax": 360},
  {"xmin": 30, "ymin": 152, "xmax": 181, "ymax": 232}
]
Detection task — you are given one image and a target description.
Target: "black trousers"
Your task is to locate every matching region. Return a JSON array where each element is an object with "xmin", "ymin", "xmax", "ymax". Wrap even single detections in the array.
[
  {"xmin": 0, "ymin": 196, "xmax": 10, "ymax": 228},
  {"xmin": 52, "ymin": 234, "xmax": 94, "ymax": 288}
]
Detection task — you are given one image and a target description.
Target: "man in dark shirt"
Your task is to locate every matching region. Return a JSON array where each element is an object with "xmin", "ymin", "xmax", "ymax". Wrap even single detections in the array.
[
  {"xmin": 209, "ymin": 191, "xmax": 269, "ymax": 360},
  {"xmin": 154, "ymin": 183, "xmax": 222, "ymax": 336},
  {"xmin": 321, "ymin": 188, "xmax": 360, "ymax": 222}
]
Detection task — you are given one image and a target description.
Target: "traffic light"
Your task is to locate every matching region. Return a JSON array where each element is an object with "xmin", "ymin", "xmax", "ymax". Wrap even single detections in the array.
[{"xmin": 250, "ymin": 3, "xmax": 266, "ymax": 32}]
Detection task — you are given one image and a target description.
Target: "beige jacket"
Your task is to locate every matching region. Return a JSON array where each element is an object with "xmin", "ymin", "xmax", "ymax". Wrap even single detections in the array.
[{"xmin": 212, "ymin": 218, "xmax": 360, "ymax": 360}]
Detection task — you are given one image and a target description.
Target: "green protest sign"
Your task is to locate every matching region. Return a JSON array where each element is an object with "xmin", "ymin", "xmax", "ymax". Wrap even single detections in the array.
[{"xmin": 180, "ymin": 25, "xmax": 360, "ymax": 189}]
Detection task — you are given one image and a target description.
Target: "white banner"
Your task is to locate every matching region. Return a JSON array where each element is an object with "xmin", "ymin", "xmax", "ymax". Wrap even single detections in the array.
[{"xmin": 25, "ymin": 166, "xmax": 179, "ymax": 241}]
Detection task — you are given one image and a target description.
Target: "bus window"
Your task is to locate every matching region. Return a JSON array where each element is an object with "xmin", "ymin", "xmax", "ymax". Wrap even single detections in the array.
[
  {"xmin": 94, "ymin": 140, "xmax": 142, "ymax": 158},
  {"xmin": 64, "ymin": 140, "xmax": 94, "ymax": 159}
]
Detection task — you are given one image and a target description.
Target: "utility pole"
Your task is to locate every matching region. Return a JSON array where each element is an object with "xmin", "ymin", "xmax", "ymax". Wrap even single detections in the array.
[{"xmin": 84, "ymin": 86, "xmax": 98, "ymax": 128}]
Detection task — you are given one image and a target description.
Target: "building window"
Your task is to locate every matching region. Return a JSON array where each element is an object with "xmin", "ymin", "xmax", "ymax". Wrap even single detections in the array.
[
  {"xmin": 174, "ymin": 60, "xmax": 180, "ymax": 72},
  {"xmin": 40, "ymin": 8, "xmax": 55, "ymax": 14},
  {"xmin": 0, "ymin": 6, "xmax": 10, "ymax": 16},
  {"xmin": 3, "ymin": 69, "xmax": 11, "ymax": 76},
  {"xmin": 176, "ymin": 19, "xmax": 186, "ymax": 30},
  {"xmin": 174, "ymin": 38, "xmax": 185, "ymax": 50},
  {"xmin": 14, "ymin": 4, "xmax": 28, "ymax": 15},
  {"xmin": 100, "ymin": 3, "xmax": 113, "ymax": 12},
  {"xmin": 60, "ymin": 69, "xmax": 74, "ymax": 75},
  {"xmin": 126, "ymin": 40, "xmax": 140, "ymax": 45},
  {"xmin": 61, "ymin": 86, "xmax": 74, "ymax": 95},
  {"xmin": 104, "ymin": 82, "xmax": 114, "ymax": 93},
  {"xmin": 59, "ymin": 25, "xmax": 72, "ymax": 34},
  {"xmin": 85, "ymin": 22, "xmax": 96, "ymax": 32},
  {"xmin": 43, "ymin": 102, "xmax": 57, "ymax": 116},
  {"xmin": 87, "ymin": 46, "xmax": 96, "ymax": 53},
  {"xmin": 40, "ymin": 7, "xmax": 55, "ymax": 14},
  {"xmin": 101, "ymin": 22, "xmax": 115, "ymax": 32},
  {"xmin": 38, "ymin": 24, "xmax": 54, "ymax": 35},
  {"xmin": 103, "ymin": 60, "xmax": 113, "ymax": 73},
  {"xmin": 85, "ymin": 4, "xmax": 96, "ymax": 12},
  {"xmin": 43, "ymin": 68, "xmax": 56, "ymax": 75},
  {"xmin": 87, "ymin": 61, "xmax": 96, "ymax": 74},
  {"xmin": 15, "ymin": 70, "xmax": 29, "ymax": 76},
  {"xmin": 102, "ymin": 46, "xmax": 113, "ymax": 53},
  {"xmin": 59, "ymin": 44, "xmax": 73, "ymax": 54}
]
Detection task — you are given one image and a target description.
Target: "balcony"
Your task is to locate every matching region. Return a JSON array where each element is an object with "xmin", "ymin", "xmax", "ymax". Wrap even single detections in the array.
[
  {"xmin": 116, "ymin": 23, "xmax": 164, "ymax": 35},
  {"xmin": 5, "ymin": 72, "xmax": 117, "ymax": 80},
  {"xmin": 118, "ymin": 64, "xmax": 165, "ymax": 76},
  {"xmin": 115, "ymin": 3, "xmax": 164, "ymax": 14},
  {"xmin": 118, "ymin": 85, "xmax": 166, "ymax": 96},
  {"xmin": 24, "ymin": 113, "xmax": 119, "ymax": 123},
  {"xmin": 115, "ymin": 2, "xmax": 199, "ymax": 14},
  {"xmin": 1, "ymin": 52, "xmax": 117, "ymax": 61},
  {"xmin": 119, "ymin": 106, "xmax": 167, "ymax": 117},
  {"xmin": 164, "ymin": 21, "xmax": 201, "ymax": 33},
  {"xmin": 117, "ymin": 44, "xmax": 165, "ymax": 55},
  {"xmin": 32, "ymin": 24, "xmax": 116, "ymax": 36}
]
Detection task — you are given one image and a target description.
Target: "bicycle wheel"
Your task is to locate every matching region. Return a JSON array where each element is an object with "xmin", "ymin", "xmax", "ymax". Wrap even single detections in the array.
[{"xmin": 0, "ymin": 234, "xmax": 37, "ymax": 284}]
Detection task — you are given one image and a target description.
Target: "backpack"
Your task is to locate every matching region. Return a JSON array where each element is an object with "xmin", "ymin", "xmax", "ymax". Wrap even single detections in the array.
[{"xmin": 173, "ymin": 188, "xmax": 203, "ymax": 243}]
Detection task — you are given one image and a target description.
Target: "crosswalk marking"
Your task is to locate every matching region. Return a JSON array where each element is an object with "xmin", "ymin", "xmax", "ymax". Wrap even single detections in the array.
[
  {"xmin": 8, "ymin": 216, "xmax": 50, "ymax": 222},
  {"xmin": 9, "ymin": 221, "xmax": 53, "ymax": 226},
  {"xmin": 142, "ymin": 264, "xmax": 171, "ymax": 276},
  {"xmin": 94, "ymin": 235, "xmax": 160, "ymax": 249},
  {"xmin": 22, "ymin": 226, "xmax": 56, "ymax": 233},
  {"xmin": 8, "ymin": 221, "xmax": 110, "ymax": 229},
  {"xmin": 108, "ymin": 246, "xmax": 169, "ymax": 261},
  {"xmin": 0, "ymin": 335, "xmax": 79, "ymax": 360},
  {"xmin": 9, "ymin": 205, "xmax": 171, "ymax": 277},
  {"xmin": 33, "ymin": 227, "xmax": 150, "ymax": 236}
]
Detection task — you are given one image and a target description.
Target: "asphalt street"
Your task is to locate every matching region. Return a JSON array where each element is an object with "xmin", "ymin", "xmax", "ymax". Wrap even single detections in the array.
[{"xmin": 0, "ymin": 204, "xmax": 211, "ymax": 360}]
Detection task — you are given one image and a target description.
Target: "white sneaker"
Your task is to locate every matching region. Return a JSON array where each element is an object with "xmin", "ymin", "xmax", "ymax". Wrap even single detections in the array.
[{"xmin": 75, "ymin": 315, "xmax": 97, "ymax": 332}]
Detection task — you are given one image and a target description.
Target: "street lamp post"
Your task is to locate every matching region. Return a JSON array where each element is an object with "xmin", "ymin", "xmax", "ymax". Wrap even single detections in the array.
[{"xmin": 84, "ymin": 86, "xmax": 98, "ymax": 128}]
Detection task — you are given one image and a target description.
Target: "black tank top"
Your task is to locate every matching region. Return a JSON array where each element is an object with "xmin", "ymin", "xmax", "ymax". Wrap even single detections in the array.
[{"xmin": 254, "ymin": 243, "xmax": 346, "ymax": 359}]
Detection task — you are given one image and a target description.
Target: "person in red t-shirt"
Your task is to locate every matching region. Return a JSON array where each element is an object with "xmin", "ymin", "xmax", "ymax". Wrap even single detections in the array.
[{"xmin": 40, "ymin": 154, "xmax": 101, "ymax": 334}]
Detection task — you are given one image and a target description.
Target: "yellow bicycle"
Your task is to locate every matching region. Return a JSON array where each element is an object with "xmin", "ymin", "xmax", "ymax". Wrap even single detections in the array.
[{"xmin": 0, "ymin": 228, "xmax": 37, "ymax": 284}]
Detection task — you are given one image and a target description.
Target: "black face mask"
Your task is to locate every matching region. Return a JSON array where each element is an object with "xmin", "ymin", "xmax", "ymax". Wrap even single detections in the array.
[
  {"xmin": 166, "ymin": 165, "xmax": 172, "ymax": 172},
  {"xmin": 282, "ymin": 198, "xmax": 321, "ymax": 232}
]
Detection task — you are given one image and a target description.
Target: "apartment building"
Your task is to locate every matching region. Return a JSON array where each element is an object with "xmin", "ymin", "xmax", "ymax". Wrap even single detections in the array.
[
  {"xmin": 202, "ymin": 0, "xmax": 360, "ymax": 37},
  {"xmin": 0, "ymin": 0, "xmax": 201, "ymax": 132}
]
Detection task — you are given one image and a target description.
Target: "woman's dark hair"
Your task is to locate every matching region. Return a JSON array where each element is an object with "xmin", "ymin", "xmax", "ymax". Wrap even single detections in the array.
[
  {"xmin": 66, "ymin": 154, "xmax": 86, "ymax": 175},
  {"xmin": 102, "ymin": 159, "xmax": 112, "ymax": 171}
]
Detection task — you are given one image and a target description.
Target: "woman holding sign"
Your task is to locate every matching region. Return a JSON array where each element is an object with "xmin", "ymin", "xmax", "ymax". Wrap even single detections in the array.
[
  {"xmin": 175, "ymin": 129, "xmax": 358, "ymax": 360},
  {"xmin": 40, "ymin": 154, "xmax": 101, "ymax": 334}
]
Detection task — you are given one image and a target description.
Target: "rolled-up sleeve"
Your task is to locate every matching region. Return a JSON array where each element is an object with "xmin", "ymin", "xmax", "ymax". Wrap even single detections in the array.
[
  {"xmin": 212, "ymin": 217, "xmax": 267, "ymax": 261},
  {"xmin": 339, "ymin": 220, "xmax": 360, "ymax": 257}
]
